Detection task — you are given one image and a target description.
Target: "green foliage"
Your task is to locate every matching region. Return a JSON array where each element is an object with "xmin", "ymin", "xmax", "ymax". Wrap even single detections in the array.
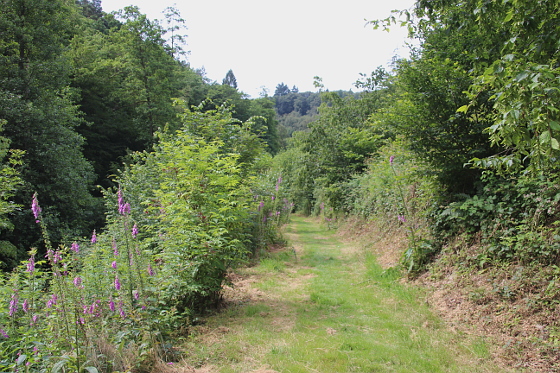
[
  {"xmin": 0, "ymin": 0, "xmax": 102, "ymax": 255},
  {"xmin": 434, "ymin": 172, "xmax": 560, "ymax": 265},
  {"xmin": 0, "ymin": 121, "xmax": 23, "ymax": 269},
  {"xmin": 0, "ymin": 108, "xmax": 289, "ymax": 371}
]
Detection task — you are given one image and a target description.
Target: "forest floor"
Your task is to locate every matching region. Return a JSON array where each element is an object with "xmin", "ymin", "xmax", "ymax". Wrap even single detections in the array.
[{"xmin": 162, "ymin": 216, "xmax": 512, "ymax": 373}]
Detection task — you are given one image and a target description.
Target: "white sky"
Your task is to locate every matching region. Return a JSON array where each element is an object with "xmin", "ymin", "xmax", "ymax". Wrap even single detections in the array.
[{"xmin": 101, "ymin": 0, "xmax": 415, "ymax": 97}]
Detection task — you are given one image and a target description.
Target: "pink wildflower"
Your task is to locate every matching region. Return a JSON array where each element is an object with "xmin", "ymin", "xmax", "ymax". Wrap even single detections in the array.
[
  {"xmin": 26, "ymin": 255, "xmax": 35, "ymax": 273},
  {"xmin": 46, "ymin": 294, "xmax": 57, "ymax": 308},
  {"xmin": 71, "ymin": 242, "xmax": 80, "ymax": 253},
  {"xmin": 9, "ymin": 294, "xmax": 18, "ymax": 316},
  {"xmin": 73, "ymin": 276, "xmax": 83, "ymax": 288},
  {"xmin": 91, "ymin": 230, "xmax": 97, "ymax": 244},
  {"xmin": 31, "ymin": 193, "xmax": 41, "ymax": 223}
]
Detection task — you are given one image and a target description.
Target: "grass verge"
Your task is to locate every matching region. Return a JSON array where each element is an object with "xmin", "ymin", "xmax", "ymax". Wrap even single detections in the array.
[{"xmin": 178, "ymin": 216, "xmax": 510, "ymax": 373}]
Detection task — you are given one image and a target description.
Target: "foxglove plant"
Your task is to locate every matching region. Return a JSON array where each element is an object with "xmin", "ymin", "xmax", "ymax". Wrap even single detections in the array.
[{"xmin": 389, "ymin": 156, "xmax": 420, "ymax": 272}]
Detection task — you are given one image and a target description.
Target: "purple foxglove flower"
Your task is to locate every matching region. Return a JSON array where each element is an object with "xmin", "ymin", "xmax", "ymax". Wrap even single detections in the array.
[
  {"xmin": 46, "ymin": 294, "xmax": 57, "ymax": 308},
  {"xmin": 109, "ymin": 298, "xmax": 115, "ymax": 312},
  {"xmin": 111, "ymin": 261, "xmax": 117, "ymax": 270},
  {"xmin": 31, "ymin": 315, "xmax": 38, "ymax": 325},
  {"xmin": 22, "ymin": 299, "xmax": 29, "ymax": 313},
  {"xmin": 77, "ymin": 317, "xmax": 85, "ymax": 325},
  {"xmin": 31, "ymin": 193, "xmax": 41, "ymax": 223},
  {"xmin": 271, "ymin": 195, "xmax": 275, "ymax": 201},
  {"xmin": 71, "ymin": 242, "xmax": 79, "ymax": 253},
  {"xmin": 397, "ymin": 215, "xmax": 406, "ymax": 223},
  {"xmin": 118, "ymin": 303, "xmax": 125, "ymax": 318},
  {"xmin": 114, "ymin": 276, "xmax": 121, "ymax": 291},
  {"xmin": 53, "ymin": 251, "xmax": 61, "ymax": 264},
  {"xmin": 133, "ymin": 290, "xmax": 139, "ymax": 300},
  {"xmin": 91, "ymin": 230, "xmax": 97, "ymax": 243},
  {"xmin": 0, "ymin": 328, "xmax": 8, "ymax": 338},
  {"xmin": 147, "ymin": 264, "xmax": 154, "ymax": 276},
  {"xmin": 117, "ymin": 189, "xmax": 124, "ymax": 213},
  {"xmin": 9, "ymin": 294, "xmax": 18, "ymax": 316},
  {"xmin": 119, "ymin": 202, "xmax": 131, "ymax": 216},
  {"xmin": 132, "ymin": 224, "xmax": 138, "ymax": 238},
  {"xmin": 73, "ymin": 276, "xmax": 83, "ymax": 288},
  {"xmin": 390, "ymin": 155, "xmax": 395, "ymax": 165},
  {"xmin": 112, "ymin": 238, "xmax": 118, "ymax": 256},
  {"xmin": 26, "ymin": 255, "xmax": 35, "ymax": 273}
]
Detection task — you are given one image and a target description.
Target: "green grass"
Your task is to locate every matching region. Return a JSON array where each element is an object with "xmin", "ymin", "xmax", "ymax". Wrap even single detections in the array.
[{"xmin": 182, "ymin": 216, "xmax": 509, "ymax": 372}]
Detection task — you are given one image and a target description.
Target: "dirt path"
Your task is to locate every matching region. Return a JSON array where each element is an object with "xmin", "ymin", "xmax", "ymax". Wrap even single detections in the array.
[{"xmin": 172, "ymin": 216, "xmax": 509, "ymax": 373}]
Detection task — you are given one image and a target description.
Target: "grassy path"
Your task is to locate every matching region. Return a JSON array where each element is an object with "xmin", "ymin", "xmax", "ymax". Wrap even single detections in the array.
[{"xmin": 181, "ymin": 216, "xmax": 508, "ymax": 372}]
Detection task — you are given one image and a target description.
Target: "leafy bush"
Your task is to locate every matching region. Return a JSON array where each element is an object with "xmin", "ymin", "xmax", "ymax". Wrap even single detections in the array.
[
  {"xmin": 0, "ymin": 108, "xmax": 292, "ymax": 371},
  {"xmin": 433, "ymin": 172, "xmax": 560, "ymax": 265}
]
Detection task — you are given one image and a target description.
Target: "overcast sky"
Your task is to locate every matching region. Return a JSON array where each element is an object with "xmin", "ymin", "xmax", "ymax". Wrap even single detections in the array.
[{"xmin": 101, "ymin": 0, "xmax": 416, "ymax": 97}]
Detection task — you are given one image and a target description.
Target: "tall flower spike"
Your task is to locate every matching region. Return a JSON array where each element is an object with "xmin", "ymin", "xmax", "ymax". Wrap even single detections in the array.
[
  {"xmin": 132, "ymin": 223, "xmax": 138, "ymax": 239},
  {"xmin": 31, "ymin": 193, "xmax": 41, "ymax": 223},
  {"xmin": 26, "ymin": 255, "xmax": 35, "ymax": 273},
  {"xmin": 73, "ymin": 276, "xmax": 83, "ymax": 288},
  {"xmin": 389, "ymin": 155, "xmax": 395, "ymax": 165},
  {"xmin": 9, "ymin": 294, "xmax": 18, "ymax": 316},
  {"xmin": 117, "ymin": 189, "xmax": 124, "ymax": 212},
  {"xmin": 71, "ymin": 242, "xmax": 80, "ymax": 253},
  {"xmin": 91, "ymin": 230, "xmax": 97, "ymax": 244}
]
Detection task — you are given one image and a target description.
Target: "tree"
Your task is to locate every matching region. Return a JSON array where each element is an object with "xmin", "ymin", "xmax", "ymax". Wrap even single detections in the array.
[
  {"xmin": 222, "ymin": 69, "xmax": 238, "ymax": 89},
  {"xmin": 162, "ymin": 5, "xmax": 188, "ymax": 60},
  {"xmin": 274, "ymin": 83, "xmax": 290, "ymax": 96},
  {"xmin": 0, "ymin": 0, "xmax": 101, "ymax": 254},
  {"xmin": 0, "ymin": 120, "xmax": 23, "ymax": 269}
]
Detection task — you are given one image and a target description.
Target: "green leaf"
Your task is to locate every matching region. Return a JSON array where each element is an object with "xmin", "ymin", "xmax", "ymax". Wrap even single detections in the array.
[
  {"xmin": 16, "ymin": 354, "xmax": 27, "ymax": 366},
  {"xmin": 551, "ymin": 138, "xmax": 559, "ymax": 150},
  {"xmin": 503, "ymin": 10, "xmax": 514, "ymax": 23},
  {"xmin": 515, "ymin": 71, "xmax": 529, "ymax": 82},
  {"xmin": 84, "ymin": 367, "xmax": 99, "ymax": 373},
  {"xmin": 540, "ymin": 130, "xmax": 551, "ymax": 144},
  {"xmin": 51, "ymin": 359, "xmax": 67, "ymax": 373},
  {"xmin": 549, "ymin": 121, "xmax": 560, "ymax": 131},
  {"xmin": 456, "ymin": 105, "xmax": 469, "ymax": 113}
]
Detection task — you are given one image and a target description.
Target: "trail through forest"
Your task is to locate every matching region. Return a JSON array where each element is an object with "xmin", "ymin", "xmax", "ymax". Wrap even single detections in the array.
[{"xmin": 178, "ymin": 216, "xmax": 509, "ymax": 373}]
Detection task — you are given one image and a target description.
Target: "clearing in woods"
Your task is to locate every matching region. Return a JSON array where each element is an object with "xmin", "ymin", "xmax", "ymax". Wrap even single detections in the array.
[{"xmin": 177, "ymin": 216, "xmax": 509, "ymax": 373}]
